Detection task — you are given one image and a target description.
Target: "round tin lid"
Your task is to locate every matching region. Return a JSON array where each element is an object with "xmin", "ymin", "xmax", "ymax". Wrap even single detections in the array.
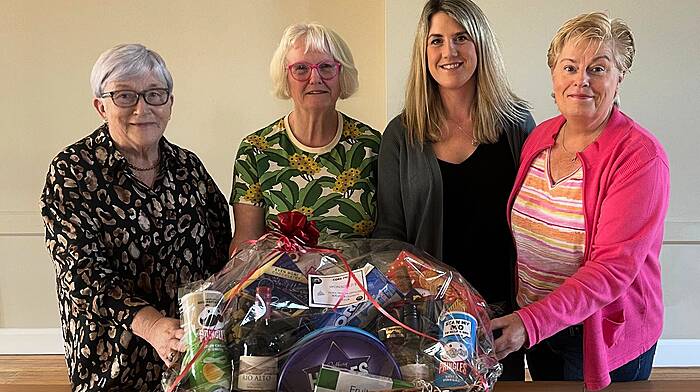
[{"xmin": 277, "ymin": 326, "xmax": 401, "ymax": 392}]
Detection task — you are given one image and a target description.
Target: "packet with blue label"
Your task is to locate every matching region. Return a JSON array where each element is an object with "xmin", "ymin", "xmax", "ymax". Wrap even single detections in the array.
[{"xmin": 313, "ymin": 263, "xmax": 402, "ymax": 329}]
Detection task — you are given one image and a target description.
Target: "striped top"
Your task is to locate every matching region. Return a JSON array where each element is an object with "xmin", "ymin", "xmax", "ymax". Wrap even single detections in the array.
[{"xmin": 511, "ymin": 149, "xmax": 586, "ymax": 307}]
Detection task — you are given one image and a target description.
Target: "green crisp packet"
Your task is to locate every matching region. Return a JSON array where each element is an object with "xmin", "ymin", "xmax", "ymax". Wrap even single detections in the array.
[{"xmin": 314, "ymin": 365, "xmax": 413, "ymax": 392}]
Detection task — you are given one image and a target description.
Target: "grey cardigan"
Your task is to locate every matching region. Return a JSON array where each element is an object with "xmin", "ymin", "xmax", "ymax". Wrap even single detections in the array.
[{"xmin": 372, "ymin": 113, "xmax": 535, "ymax": 260}]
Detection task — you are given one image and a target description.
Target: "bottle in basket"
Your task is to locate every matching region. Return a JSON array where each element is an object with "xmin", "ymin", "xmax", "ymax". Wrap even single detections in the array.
[
  {"xmin": 400, "ymin": 302, "xmax": 433, "ymax": 382},
  {"xmin": 236, "ymin": 285, "xmax": 281, "ymax": 391},
  {"xmin": 181, "ymin": 290, "xmax": 232, "ymax": 392}
]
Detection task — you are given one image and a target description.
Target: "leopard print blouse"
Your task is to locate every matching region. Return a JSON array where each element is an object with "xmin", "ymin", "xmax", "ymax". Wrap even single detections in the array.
[{"xmin": 40, "ymin": 124, "xmax": 231, "ymax": 391}]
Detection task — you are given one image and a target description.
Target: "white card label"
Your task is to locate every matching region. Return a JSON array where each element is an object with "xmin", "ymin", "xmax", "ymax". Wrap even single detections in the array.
[{"xmin": 308, "ymin": 267, "xmax": 368, "ymax": 308}]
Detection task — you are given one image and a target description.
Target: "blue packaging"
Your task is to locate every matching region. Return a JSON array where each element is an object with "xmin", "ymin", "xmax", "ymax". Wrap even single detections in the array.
[
  {"xmin": 434, "ymin": 311, "xmax": 478, "ymax": 388},
  {"xmin": 316, "ymin": 265, "xmax": 401, "ymax": 329}
]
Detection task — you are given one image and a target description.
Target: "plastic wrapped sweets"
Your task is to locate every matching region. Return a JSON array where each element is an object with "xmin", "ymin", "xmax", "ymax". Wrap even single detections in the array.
[{"xmin": 162, "ymin": 212, "xmax": 502, "ymax": 392}]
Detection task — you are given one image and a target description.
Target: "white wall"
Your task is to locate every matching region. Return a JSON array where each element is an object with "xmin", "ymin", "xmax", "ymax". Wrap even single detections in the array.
[
  {"xmin": 1, "ymin": 0, "xmax": 698, "ymax": 365},
  {"xmin": 386, "ymin": 0, "xmax": 700, "ymax": 354},
  {"xmin": 0, "ymin": 0, "xmax": 385, "ymax": 331}
]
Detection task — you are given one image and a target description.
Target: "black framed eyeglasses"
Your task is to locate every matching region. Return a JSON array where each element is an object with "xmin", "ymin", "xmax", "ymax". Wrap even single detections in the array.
[{"xmin": 100, "ymin": 88, "xmax": 170, "ymax": 108}]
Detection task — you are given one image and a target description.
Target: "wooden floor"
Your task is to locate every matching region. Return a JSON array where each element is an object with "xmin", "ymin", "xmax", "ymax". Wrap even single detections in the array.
[
  {"xmin": 0, "ymin": 356, "xmax": 70, "ymax": 385},
  {"xmin": 0, "ymin": 355, "xmax": 699, "ymax": 385}
]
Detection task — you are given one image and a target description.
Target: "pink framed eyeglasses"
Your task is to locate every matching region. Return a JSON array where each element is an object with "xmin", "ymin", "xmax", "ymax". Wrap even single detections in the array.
[{"xmin": 287, "ymin": 61, "xmax": 341, "ymax": 81}]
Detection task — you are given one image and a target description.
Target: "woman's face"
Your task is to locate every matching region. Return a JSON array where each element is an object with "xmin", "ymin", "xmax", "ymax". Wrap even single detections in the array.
[
  {"xmin": 552, "ymin": 39, "xmax": 623, "ymax": 126},
  {"xmin": 93, "ymin": 73, "xmax": 172, "ymax": 150},
  {"xmin": 286, "ymin": 40, "xmax": 341, "ymax": 113},
  {"xmin": 426, "ymin": 12, "xmax": 477, "ymax": 92}
]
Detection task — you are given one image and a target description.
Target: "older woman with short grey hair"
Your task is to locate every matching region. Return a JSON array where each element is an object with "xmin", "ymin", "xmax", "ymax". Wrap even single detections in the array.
[
  {"xmin": 40, "ymin": 43, "xmax": 231, "ymax": 391},
  {"xmin": 230, "ymin": 23, "xmax": 381, "ymax": 251}
]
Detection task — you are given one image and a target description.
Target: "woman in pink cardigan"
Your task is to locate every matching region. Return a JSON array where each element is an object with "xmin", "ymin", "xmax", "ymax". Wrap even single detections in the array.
[{"xmin": 491, "ymin": 12, "xmax": 670, "ymax": 390}]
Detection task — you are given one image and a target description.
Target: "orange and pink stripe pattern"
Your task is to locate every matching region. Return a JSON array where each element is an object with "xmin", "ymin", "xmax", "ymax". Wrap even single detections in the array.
[{"xmin": 511, "ymin": 149, "xmax": 586, "ymax": 307}]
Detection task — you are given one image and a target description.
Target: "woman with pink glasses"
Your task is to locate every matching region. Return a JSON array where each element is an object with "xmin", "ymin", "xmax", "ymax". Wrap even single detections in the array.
[{"xmin": 229, "ymin": 23, "xmax": 381, "ymax": 251}]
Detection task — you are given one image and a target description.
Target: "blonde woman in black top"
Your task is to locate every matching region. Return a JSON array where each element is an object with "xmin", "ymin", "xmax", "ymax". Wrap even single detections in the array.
[{"xmin": 373, "ymin": 0, "xmax": 534, "ymax": 380}]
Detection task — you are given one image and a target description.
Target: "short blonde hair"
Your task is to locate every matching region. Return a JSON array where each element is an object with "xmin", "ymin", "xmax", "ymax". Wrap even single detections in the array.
[
  {"xmin": 547, "ymin": 12, "xmax": 635, "ymax": 75},
  {"xmin": 269, "ymin": 23, "xmax": 358, "ymax": 100},
  {"xmin": 404, "ymin": 0, "xmax": 529, "ymax": 145}
]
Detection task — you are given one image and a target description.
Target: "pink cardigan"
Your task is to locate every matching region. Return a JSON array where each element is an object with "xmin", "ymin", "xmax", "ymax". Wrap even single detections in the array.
[{"xmin": 509, "ymin": 107, "xmax": 670, "ymax": 390}]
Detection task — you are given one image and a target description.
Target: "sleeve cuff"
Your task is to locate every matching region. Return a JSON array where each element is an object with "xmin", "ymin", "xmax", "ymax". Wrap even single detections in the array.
[{"xmin": 515, "ymin": 307, "xmax": 539, "ymax": 348}]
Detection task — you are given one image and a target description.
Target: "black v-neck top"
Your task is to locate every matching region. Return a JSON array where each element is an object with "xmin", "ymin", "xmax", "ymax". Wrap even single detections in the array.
[{"xmin": 437, "ymin": 133, "xmax": 517, "ymax": 310}]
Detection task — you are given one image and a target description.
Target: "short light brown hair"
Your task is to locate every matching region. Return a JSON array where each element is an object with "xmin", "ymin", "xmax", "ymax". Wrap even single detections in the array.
[
  {"xmin": 547, "ymin": 12, "xmax": 635, "ymax": 75},
  {"xmin": 269, "ymin": 23, "xmax": 358, "ymax": 100}
]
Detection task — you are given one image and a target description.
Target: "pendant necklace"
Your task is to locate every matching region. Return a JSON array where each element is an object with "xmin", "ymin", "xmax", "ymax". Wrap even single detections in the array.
[{"xmin": 452, "ymin": 120, "xmax": 479, "ymax": 147}]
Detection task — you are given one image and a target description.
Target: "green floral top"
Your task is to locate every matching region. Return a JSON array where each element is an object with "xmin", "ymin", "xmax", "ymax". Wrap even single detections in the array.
[{"xmin": 230, "ymin": 112, "xmax": 381, "ymax": 238}]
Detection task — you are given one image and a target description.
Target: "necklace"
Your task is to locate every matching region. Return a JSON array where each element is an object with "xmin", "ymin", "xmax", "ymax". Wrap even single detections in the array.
[
  {"xmin": 560, "ymin": 123, "xmax": 605, "ymax": 162},
  {"xmin": 559, "ymin": 125, "xmax": 578, "ymax": 162},
  {"xmin": 128, "ymin": 156, "xmax": 160, "ymax": 171},
  {"xmin": 451, "ymin": 120, "xmax": 479, "ymax": 147}
]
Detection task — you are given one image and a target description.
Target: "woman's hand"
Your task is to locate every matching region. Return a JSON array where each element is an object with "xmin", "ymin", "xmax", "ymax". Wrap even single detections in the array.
[
  {"xmin": 132, "ymin": 306, "xmax": 186, "ymax": 367},
  {"xmin": 491, "ymin": 313, "xmax": 528, "ymax": 360}
]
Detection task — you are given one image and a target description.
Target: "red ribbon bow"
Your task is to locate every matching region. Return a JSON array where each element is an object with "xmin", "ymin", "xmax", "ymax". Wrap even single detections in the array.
[{"xmin": 268, "ymin": 211, "xmax": 320, "ymax": 247}]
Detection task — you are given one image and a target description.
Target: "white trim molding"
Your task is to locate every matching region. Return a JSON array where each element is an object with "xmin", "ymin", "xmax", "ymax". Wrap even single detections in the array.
[
  {"xmin": 0, "ymin": 211, "xmax": 44, "ymax": 236},
  {"xmin": 1, "ymin": 212, "xmax": 698, "ymax": 242},
  {"xmin": 664, "ymin": 220, "xmax": 700, "ymax": 244},
  {"xmin": 0, "ymin": 328, "xmax": 698, "ymax": 367},
  {"xmin": 654, "ymin": 339, "xmax": 700, "ymax": 367},
  {"xmin": 0, "ymin": 328, "xmax": 64, "ymax": 354}
]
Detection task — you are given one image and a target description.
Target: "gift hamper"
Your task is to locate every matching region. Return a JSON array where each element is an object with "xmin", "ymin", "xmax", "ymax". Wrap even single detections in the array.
[{"xmin": 163, "ymin": 212, "xmax": 502, "ymax": 392}]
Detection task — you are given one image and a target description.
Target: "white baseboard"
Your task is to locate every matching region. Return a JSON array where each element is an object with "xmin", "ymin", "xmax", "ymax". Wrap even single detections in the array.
[
  {"xmin": 654, "ymin": 339, "xmax": 700, "ymax": 367},
  {"xmin": 0, "ymin": 328, "xmax": 698, "ymax": 367},
  {"xmin": 0, "ymin": 328, "xmax": 64, "ymax": 354}
]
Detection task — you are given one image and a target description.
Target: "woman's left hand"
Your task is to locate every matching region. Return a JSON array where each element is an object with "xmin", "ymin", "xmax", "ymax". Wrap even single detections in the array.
[{"xmin": 491, "ymin": 313, "xmax": 528, "ymax": 360}]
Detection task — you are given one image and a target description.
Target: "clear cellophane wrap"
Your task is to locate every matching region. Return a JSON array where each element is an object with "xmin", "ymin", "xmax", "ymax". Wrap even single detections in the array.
[{"xmin": 163, "ymin": 212, "xmax": 502, "ymax": 392}]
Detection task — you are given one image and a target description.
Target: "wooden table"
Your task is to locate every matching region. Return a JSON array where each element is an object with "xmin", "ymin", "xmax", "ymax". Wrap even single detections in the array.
[
  {"xmin": 496, "ymin": 380, "xmax": 700, "ymax": 391},
  {"xmin": 1, "ymin": 380, "xmax": 700, "ymax": 392}
]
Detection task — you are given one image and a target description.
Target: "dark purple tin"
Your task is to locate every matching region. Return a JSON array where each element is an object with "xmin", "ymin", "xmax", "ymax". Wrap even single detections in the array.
[{"xmin": 277, "ymin": 326, "xmax": 401, "ymax": 392}]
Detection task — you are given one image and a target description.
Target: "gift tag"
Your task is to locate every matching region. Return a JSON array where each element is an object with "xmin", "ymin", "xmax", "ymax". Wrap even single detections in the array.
[{"xmin": 308, "ymin": 266, "xmax": 368, "ymax": 308}]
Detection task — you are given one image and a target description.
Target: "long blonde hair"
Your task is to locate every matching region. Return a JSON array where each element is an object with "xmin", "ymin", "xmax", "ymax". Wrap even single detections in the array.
[{"xmin": 404, "ymin": 0, "xmax": 529, "ymax": 145}]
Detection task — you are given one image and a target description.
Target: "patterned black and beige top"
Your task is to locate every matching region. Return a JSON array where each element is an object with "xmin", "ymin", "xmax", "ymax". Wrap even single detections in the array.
[{"xmin": 40, "ymin": 124, "xmax": 231, "ymax": 391}]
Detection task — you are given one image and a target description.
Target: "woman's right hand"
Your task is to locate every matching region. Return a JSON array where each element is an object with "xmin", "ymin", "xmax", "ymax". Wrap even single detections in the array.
[
  {"xmin": 132, "ymin": 306, "xmax": 186, "ymax": 367},
  {"xmin": 491, "ymin": 313, "xmax": 528, "ymax": 360}
]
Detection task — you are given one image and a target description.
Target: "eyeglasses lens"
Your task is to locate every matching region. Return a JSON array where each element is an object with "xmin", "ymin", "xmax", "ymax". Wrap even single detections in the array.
[
  {"xmin": 290, "ymin": 62, "xmax": 338, "ymax": 81},
  {"xmin": 317, "ymin": 63, "xmax": 337, "ymax": 79},
  {"xmin": 111, "ymin": 89, "xmax": 169, "ymax": 107}
]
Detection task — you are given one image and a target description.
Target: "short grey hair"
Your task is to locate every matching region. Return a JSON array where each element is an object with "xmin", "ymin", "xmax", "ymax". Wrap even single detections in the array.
[
  {"xmin": 90, "ymin": 43, "xmax": 173, "ymax": 97},
  {"xmin": 269, "ymin": 23, "xmax": 358, "ymax": 100}
]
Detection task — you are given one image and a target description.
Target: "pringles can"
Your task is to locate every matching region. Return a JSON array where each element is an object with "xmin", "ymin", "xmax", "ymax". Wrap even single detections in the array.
[
  {"xmin": 434, "ymin": 310, "xmax": 477, "ymax": 388},
  {"xmin": 180, "ymin": 290, "xmax": 232, "ymax": 392}
]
